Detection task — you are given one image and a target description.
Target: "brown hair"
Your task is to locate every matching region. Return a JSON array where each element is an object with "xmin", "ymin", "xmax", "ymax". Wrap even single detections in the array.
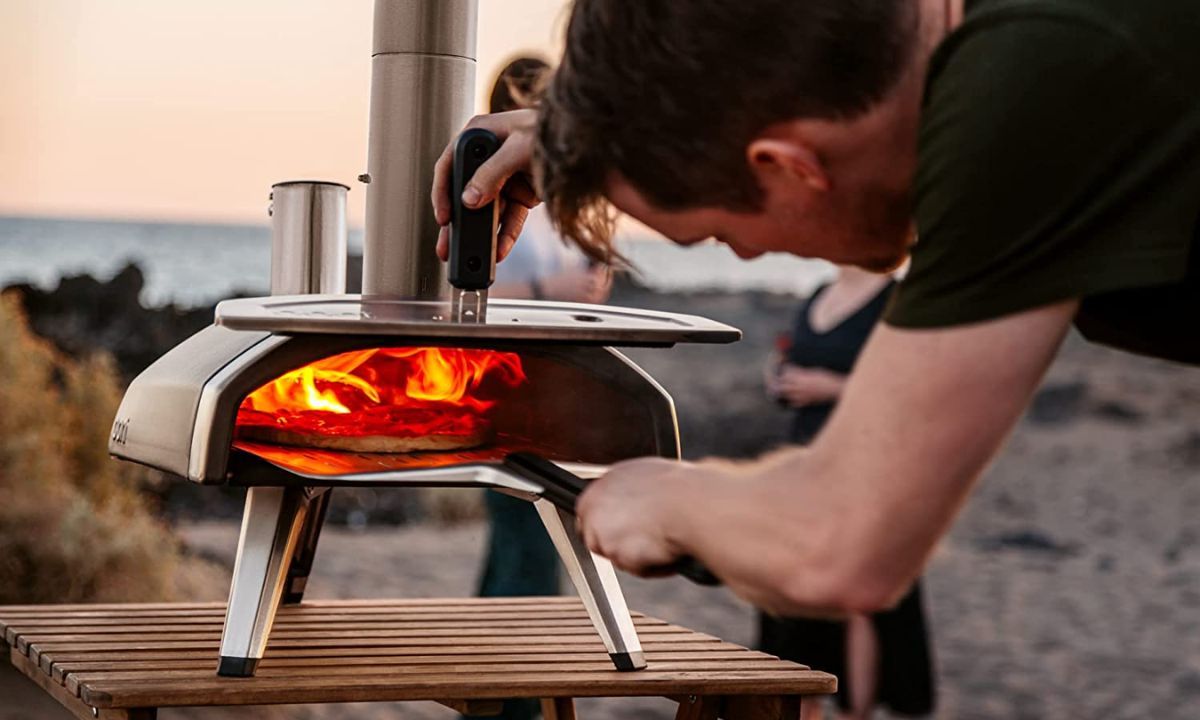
[
  {"xmin": 537, "ymin": 0, "xmax": 919, "ymax": 262},
  {"xmin": 489, "ymin": 56, "xmax": 552, "ymax": 114}
]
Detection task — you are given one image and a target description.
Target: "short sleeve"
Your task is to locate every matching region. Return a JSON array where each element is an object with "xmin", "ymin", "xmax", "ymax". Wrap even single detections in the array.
[{"xmin": 885, "ymin": 10, "xmax": 1199, "ymax": 328}]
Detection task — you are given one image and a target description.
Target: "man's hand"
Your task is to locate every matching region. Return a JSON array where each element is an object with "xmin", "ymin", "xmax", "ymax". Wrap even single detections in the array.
[
  {"xmin": 576, "ymin": 457, "xmax": 698, "ymax": 576},
  {"xmin": 431, "ymin": 109, "xmax": 541, "ymax": 263},
  {"xmin": 775, "ymin": 365, "xmax": 845, "ymax": 407}
]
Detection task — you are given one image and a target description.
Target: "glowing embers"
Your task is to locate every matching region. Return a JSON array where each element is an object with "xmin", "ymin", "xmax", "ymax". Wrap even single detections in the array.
[{"xmin": 235, "ymin": 347, "xmax": 525, "ymax": 453}]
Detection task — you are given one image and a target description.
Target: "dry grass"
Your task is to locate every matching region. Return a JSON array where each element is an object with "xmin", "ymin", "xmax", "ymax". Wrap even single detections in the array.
[{"xmin": 0, "ymin": 293, "xmax": 184, "ymax": 603}]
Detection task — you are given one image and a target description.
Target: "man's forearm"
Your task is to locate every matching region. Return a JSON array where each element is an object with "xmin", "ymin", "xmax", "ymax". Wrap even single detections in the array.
[{"xmin": 671, "ymin": 301, "xmax": 1078, "ymax": 616}]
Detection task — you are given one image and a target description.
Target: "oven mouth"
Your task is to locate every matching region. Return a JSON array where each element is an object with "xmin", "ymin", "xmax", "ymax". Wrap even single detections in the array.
[{"xmin": 232, "ymin": 345, "xmax": 544, "ymax": 476}]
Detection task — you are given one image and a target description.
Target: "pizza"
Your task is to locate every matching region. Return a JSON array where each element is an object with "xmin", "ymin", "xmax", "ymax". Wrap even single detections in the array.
[{"xmin": 235, "ymin": 406, "xmax": 493, "ymax": 454}]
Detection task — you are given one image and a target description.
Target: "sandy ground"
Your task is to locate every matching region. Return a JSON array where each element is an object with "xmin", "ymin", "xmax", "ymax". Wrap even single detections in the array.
[{"xmin": 4, "ymin": 288, "xmax": 1199, "ymax": 718}]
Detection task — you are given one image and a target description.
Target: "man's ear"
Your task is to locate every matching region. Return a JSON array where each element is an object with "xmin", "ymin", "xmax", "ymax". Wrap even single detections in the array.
[{"xmin": 746, "ymin": 136, "xmax": 830, "ymax": 193}]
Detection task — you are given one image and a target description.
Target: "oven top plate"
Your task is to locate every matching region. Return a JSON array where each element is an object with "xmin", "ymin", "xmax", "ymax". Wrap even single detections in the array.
[{"xmin": 214, "ymin": 295, "xmax": 741, "ymax": 346}]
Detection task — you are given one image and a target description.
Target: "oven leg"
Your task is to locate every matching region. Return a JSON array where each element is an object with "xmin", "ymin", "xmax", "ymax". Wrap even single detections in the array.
[
  {"xmin": 533, "ymin": 499, "xmax": 646, "ymax": 671},
  {"xmin": 283, "ymin": 488, "xmax": 332, "ymax": 605},
  {"xmin": 217, "ymin": 486, "xmax": 311, "ymax": 677}
]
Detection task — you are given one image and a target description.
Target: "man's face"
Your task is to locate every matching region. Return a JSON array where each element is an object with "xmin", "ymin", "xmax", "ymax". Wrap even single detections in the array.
[{"xmin": 606, "ymin": 170, "xmax": 915, "ymax": 271}]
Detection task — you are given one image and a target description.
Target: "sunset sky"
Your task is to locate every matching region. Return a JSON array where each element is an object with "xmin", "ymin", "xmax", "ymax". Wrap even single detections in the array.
[{"xmin": 0, "ymin": 0, "xmax": 569, "ymax": 226}]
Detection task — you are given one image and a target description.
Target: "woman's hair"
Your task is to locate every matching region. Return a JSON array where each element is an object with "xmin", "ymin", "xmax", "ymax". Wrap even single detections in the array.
[{"xmin": 489, "ymin": 56, "xmax": 552, "ymax": 114}]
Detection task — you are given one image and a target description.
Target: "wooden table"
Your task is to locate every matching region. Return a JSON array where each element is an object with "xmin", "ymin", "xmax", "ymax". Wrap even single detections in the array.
[{"xmin": 1, "ymin": 598, "xmax": 835, "ymax": 719}]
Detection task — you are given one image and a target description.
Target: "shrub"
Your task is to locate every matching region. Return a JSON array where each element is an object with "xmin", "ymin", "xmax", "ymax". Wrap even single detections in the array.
[{"xmin": 0, "ymin": 293, "xmax": 181, "ymax": 603}]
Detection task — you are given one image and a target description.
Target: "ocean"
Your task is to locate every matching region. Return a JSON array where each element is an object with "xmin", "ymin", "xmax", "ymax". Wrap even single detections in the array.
[{"xmin": 0, "ymin": 216, "xmax": 834, "ymax": 307}]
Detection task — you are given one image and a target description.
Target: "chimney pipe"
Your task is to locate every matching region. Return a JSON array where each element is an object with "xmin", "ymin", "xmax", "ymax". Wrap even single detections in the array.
[{"xmin": 362, "ymin": 0, "xmax": 479, "ymax": 300}]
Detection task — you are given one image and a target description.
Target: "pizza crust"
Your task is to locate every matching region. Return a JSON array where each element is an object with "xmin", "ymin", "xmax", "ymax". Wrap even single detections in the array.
[{"xmin": 237, "ymin": 424, "xmax": 490, "ymax": 454}]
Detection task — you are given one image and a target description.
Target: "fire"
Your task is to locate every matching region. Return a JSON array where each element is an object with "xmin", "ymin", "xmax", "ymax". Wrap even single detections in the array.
[
  {"xmin": 290, "ymin": 366, "xmax": 381, "ymax": 414},
  {"xmin": 236, "ymin": 347, "xmax": 525, "ymax": 444}
]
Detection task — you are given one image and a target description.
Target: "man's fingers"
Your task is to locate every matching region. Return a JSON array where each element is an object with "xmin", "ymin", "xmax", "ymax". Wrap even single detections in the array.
[
  {"xmin": 496, "ymin": 202, "xmax": 530, "ymax": 262},
  {"xmin": 431, "ymin": 142, "xmax": 456, "ymax": 227},
  {"xmin": 436, "ymin": 225, "xmax": 449, "ymax": 262},
  {"xmin": 431, "ymin": 110, "xmax": 527, "ymax": 225},
  {"xmin": 505, "ymin": 175, "xmax": 541, "ymax": 210},
  {"xmin": 462, "ymin": 133, "xmax": 533, "ymax": 209},
  {"xmin": 609, "ymin": 539, "xmax": 680, "ymax": 577}
]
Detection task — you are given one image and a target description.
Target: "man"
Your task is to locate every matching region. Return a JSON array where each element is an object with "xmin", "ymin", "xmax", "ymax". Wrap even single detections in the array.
[{"xmin": 431, "ymin": 0, "xmax": 1200, "ymax": 617}]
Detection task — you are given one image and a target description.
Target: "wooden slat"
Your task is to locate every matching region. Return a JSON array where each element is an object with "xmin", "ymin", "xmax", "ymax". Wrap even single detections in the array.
[
  {"xmin": 82, "ymin": 671, "xmax": 832, "ymax": 709},
  {"xmin": 45, "ymin": 640, "xmax": 751, "ymax": 681},
  {"xmin": 66, "ymin": 661, "xmax": 800, "ymax": 696},
  {"xmin": 7, "ymin": 610, "xmax": 651, "ymax": 646},
  {"xmin": 52, "ymin": 649, "xmax": 775, "ymax": 682},
  {"xmin": 35, "ymin": 639, "xmax": 736, "ymax": 678},
  {"xmin": 19, "ymin": 619, "xmax": 680, "ymax": 652},
  {"xmin": 1, "ymin": 598, "xmax": 836, "ymax": 712},
  {"xmin": 29, "ymin": 626, "xmax": 713, "ymax": 667}
]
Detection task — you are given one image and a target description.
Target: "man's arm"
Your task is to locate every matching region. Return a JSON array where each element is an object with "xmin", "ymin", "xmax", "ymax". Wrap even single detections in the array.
[{"xmin": 577, "ymin": 300, "xmax": 1077, "ymax": 616}]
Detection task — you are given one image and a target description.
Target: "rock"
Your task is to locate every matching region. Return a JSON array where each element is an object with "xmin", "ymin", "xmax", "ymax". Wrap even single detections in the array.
[
  {"xmin": 1175, "ymin": 670, "xmax": 1200, "ymax": 697},
  {"xmin": 1092, "ymin": 400, "xmax": 1145, "ymax": 424},
  {"xmin": 1169, "ymin": 431, "xmax": 1200, "ymax": 467},
  {"xmin": 3, "ymin": 262, "xmax": 213, "ymax": 380},
  {"xmin": 975, "ymin": 530, "xmax": 1079, "ymax": 558},
  {"xmin": 1027, "ymin": 381, "xmax": 1088, "ymax": 425}
]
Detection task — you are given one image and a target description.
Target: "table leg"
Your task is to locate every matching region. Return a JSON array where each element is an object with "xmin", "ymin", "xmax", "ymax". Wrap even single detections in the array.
[
  {"xmin": 10, "ymin": 648, "xmax": 157, "ymax": 720},
  {"xmin": 540, "ymin": 697, "xmax": 577, "ymax": 720},
  {"xmin": 720, "ymin": 695, "xmax": 803, "ymax": 720},
  {"xmin": 674, "ymin": 695, "xmax": 721, "ymax": 720}
]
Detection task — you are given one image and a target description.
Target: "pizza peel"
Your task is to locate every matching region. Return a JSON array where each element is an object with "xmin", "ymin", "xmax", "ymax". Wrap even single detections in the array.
[{"xmin": 503, "ymin": 452, "xmax": 721, "ymax": 586}]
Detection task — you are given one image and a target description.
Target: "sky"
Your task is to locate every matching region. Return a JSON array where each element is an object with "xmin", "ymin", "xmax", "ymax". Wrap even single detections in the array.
[{"xmin": 0, "ymin": 0, "xmax": 570, "ymax": 227}]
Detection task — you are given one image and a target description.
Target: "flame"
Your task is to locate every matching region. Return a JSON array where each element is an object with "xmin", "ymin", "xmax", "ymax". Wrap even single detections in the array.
[
  {"xmin": 236, "ymin": 347, "xmax": 525, "ymax": 443},
  {"xmin": 283, "ymin": 366, "xmax": 381, "ymax": 414}
]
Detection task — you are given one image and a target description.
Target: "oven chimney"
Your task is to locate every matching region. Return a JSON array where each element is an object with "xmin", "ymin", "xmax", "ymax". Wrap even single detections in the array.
[{"xmin": 362, "ymin": 0, "xmax": 478, "ymax": 300}]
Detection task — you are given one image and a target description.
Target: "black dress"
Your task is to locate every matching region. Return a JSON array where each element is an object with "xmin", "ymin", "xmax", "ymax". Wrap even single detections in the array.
[{"xmin": 759, "ymin": 280, "xmax": 935, "ymax": 716}]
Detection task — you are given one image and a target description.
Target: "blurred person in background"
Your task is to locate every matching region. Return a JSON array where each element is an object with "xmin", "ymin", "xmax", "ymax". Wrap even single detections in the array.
[
  {"xmin": 487, "ymin": 57, "xmax": 612, "ymax": 306},
  {"xmin": 763, "ymin": 266, "xmax": 933, "ymax": 720},
  {"xmin": 469, "ymin": 55, "xmax": 611, "ymax": 720}
]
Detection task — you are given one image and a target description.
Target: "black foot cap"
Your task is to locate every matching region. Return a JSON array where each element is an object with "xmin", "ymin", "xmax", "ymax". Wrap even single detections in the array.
[
  {"xmin": 609, "ymin": 651, "xmax": 647, "ymax": 672},
  {"xmin": 217, "ymin": 656, "xmax": 260, "ymax": 677}
]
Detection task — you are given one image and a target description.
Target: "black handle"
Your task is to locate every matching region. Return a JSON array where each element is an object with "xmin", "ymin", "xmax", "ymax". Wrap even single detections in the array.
[
  {"xmin": 503, "ymin": 453, "xmax": 721, "ymax": 587},
  {"xmin": 449, "ymin": 128, "xmax": 501, "ymax": 290}
]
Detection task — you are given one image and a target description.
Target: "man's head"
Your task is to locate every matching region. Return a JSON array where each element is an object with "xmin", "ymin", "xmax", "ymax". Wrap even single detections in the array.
[{"xmin": 537, "ymin": 0, "xmax": 924, "ymax": 269}]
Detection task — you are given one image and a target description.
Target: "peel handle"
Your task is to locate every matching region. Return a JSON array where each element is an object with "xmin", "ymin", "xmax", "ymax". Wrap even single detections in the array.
[
  {"xmin": 503, "ymin": 453, "xmax": 721, "ymax": 586},
  {"xmin": 449, "ymin": 128, "xmax": 501, "ymax": 290}
]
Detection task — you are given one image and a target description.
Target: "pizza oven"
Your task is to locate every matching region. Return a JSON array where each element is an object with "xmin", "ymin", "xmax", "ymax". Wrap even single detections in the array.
[
  {"xmin": 108, "ymin": 0, "xmax": 740, "ymax": 679},
  {"xmin": 111, "ymin": 311, "xmax": 716, "ymax": 489}
]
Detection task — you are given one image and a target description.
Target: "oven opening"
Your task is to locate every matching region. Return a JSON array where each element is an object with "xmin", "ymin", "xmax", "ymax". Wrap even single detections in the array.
[{"xmin": 233, "ymin": 346, "xmax": 544, "ymax": 476}]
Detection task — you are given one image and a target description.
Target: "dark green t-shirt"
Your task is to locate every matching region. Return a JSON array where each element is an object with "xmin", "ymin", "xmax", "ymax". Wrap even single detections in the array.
[{"xmin": 885, "ymin": 0, "xmax": 1200, "ymax": 364}]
